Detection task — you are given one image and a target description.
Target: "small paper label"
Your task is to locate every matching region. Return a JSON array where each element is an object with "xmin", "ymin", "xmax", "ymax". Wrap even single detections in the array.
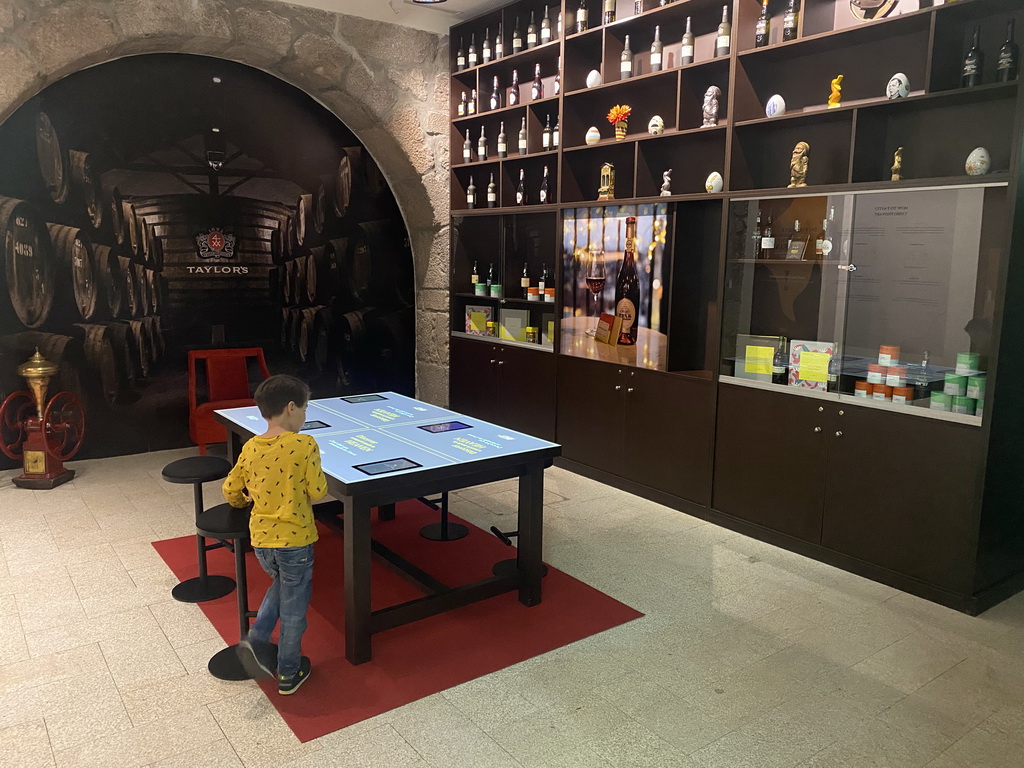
[
  {"xmin": 650, "ymin": 53, "xmax": 661, "ymax": 66},
  {"xmin": 528, "ymin": 33, "xmax": 537, "ymax": 45},
  {"xmin": 798, "ymin": 351, "xmax": 829, "ymax": 383},
  {"xmin": 744, "ymin": 345, "xmax": 774, "ymax": 375},
  {"xmin": 681, "ymin": 45, "xmax": 694, "ymax": 59},
  {"xmin": 717, "ymin": 35, "xmax": 730, "ymax": 50}
]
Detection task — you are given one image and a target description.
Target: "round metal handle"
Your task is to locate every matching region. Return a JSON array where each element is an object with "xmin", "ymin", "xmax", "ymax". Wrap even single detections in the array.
[
  {"xmin": 838, "ymin": 409, "xmax": 844, "ymax": 416},
  {"xmin": 498, "ymin": 360, "xmax": 505, "ymax": 366},
  {"xmin": 614, "ymin": 385, "xmax": 621, "ymax": 391},
  {"xmin": 818, "ymin": 406, "xmax": 824, "ymax": 413},
  {"xmin": 814, "ymin": 427, "xmax": 821, "ymax": 433},
  {"xmin": 835, "ymin": 431, "xmax": 843, "ymax": 437},
  {"xmin": 626, "ymin": 387, "xmax": 634, "ymax": 393},
  {"xmin": 489, "ymin": 359, "xmax": 496, "ymax": 364}
]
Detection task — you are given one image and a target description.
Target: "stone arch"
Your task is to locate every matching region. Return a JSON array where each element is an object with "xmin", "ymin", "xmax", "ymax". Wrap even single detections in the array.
[{"xmin": 0, "ymin": 0, "xmax": 451, "ymax": 403}]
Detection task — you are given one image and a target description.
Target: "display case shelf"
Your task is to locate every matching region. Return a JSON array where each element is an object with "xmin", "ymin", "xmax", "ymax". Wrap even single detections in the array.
[{"xmin": 451, "ymin": 330, "xmax": 555, "ymax": 353}]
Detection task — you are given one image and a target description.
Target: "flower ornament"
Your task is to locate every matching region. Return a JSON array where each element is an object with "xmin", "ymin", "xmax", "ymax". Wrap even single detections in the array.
[{"xmin": 606, "ymin": 105, "xmax": 632, "ymax": 125}]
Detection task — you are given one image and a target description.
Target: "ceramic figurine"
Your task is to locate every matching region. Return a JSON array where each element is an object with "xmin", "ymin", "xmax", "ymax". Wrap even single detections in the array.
[
  {"xmin": 586, "ymin": 69, "xmax": 603, "ymax": 88},
  {"xmin": 765, "ymin": 94, "xmax": 786, "ymax": 117},
  {"xmin": 891, "ymin": 147, "xmax": 903, "ymax": 181},
  {"xmin": 648, "ymin": 115, "xmax": 665, "ymax": 135},
  {"xmin": 660, "ymin": 169, "xmax": 672, "ymax": 196},
  {"xmin": 965, "ymin": 147, "xmax": 991, "ymax": 176},
  {"xmin": 586, "ymin": 126, "xmax": 601, "ymax": 145},
  {"xmin": 705, "ymin": 171, "xmax": 724, "ymax": 193},
  {"xmin": 828, "ymin": 74, "xmax": 844, "ymax": 108},
  {"xmin": 702, "ymin": 86, "xmax": 722, "ymax": 127},
  {"xmin": 788, "ymin": 141, "xmax": 810, "ymax": 188},
  {"xmin": 886, "ymin": 72, "xmax": 910, "ymax": 99},
  {"xmin": 598, "ymin": 162, "xmax": 615, "ymax": 200}
]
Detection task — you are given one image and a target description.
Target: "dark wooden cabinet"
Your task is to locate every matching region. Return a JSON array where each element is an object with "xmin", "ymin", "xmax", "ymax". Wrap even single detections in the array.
[
  {"xmin": 449, "ymin": 335, "xmax": 556, "ymax": 441},
  {"xmin": 558, "ymin": 356, "xmax": 714, "ymax": 505}
]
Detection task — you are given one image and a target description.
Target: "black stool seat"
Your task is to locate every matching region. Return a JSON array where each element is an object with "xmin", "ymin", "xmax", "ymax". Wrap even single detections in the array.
[
  {"xmin": 197, "ymin": 503, "xmax": 252, "ymax": 539},
  {"xmin": 162, "ymin": 456, "xmax": 231, "ymax": 484}
]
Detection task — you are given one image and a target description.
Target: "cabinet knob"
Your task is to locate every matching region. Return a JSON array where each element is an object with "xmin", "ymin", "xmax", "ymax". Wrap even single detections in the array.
[
  {"xmin": 489, "ymin": 359, "xmax": 496, "ymax": 364},
  {"xmin": 818, "ymin": 406, "xmax": 824, "ymax": 413},
  {"xmin": 814, "ymin": 427, "xmax": 821, "ymax": 433},
  {"xmin": 835, "ymin": 431, "xmax": 843, "ymax": 437},
  {"xmin": 498, "ymin": 360, "xmax": 505, "ymax": 366},
  {"xmin": 838, "ymin": 410, "xmax": 844, "ymax": 416},
  {"xmin": 627, "ymin": 387, "xmax": 634, "ymax": 393},
  {"xmin": 614, "ymin": 385, "xmax": 621, "ymax": 391}
]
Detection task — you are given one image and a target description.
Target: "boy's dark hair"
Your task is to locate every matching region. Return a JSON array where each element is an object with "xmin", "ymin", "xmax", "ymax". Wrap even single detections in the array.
[{"xmin": 254, "ymin": 375, "xmax": 310, "ymax": 419}]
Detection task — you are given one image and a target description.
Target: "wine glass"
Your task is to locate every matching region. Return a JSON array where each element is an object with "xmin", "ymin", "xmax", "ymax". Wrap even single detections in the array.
[{"xmin": 583, "ymin": 247, "xmax": 606, "ymax": 336}]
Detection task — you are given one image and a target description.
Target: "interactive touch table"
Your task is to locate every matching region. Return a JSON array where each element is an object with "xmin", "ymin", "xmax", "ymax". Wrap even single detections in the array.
[{"xmin": 215, "ymin": 393, "xmax": 561, "ymax": 664}]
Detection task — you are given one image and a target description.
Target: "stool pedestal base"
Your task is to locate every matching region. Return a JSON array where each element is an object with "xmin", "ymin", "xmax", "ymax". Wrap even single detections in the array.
[{"xmin": 172, "ymin": 575, "xmax": 235, "ymax": 603}]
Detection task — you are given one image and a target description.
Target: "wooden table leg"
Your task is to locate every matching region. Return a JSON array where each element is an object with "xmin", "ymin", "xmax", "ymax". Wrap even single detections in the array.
[
  {"xmin": 516, "ymin": 462, "xmax": 545, "ymax": 607},
  {"xmin": 344, "ymin": 495, "xmax": 373, "ymax": 664},
  {"xmin": 227, "ymin": 429, "xmax": 244, "ymax": 465}
]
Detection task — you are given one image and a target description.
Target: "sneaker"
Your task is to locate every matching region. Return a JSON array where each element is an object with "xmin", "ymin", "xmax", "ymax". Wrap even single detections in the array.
[
  {"xmin": 237, "ymin": 638, "xmax": 276, "ymax": 678},
  {"xmin": 278, "ymin": 656, "xmax": 311, "ymax": 695}
]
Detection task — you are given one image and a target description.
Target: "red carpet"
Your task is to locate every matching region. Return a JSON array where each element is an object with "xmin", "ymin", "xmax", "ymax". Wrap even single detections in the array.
[{"xmin": 152, "ymin": 500, "xmax": 643, "ymax": 741}]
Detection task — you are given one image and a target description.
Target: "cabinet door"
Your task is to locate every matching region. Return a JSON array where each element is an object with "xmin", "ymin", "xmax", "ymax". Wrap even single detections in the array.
[
  {"xmin": 712, "ymin": 383, "xmax": 831, "ymax": 542},
  {"xmin": 556, "ymin": 355, "xmax": 624, "ymax": 474},
  {"xmin": 625, "ymin": 369, "xmax": 715, "ymax": 506},
  {"xmin": 495, "ymin": 345, "xmax": 557, "ymax": 441},
  {"xmin": 821, "ymin": 407, "xmax": 982, "ymax": 593},
  {"xmin": 449, "ymin": 337, "xmax": 497, "ymax": 420}
]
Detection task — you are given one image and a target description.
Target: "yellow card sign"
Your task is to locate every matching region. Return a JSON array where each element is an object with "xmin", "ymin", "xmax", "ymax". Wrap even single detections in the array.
[
  {"xmin": 469, "ymin": 312, "xmax": 487, "ymax": 333},
  {"xmin": 744, "ymin": 345, "xmax": 774, "ymax": 375},
  {"xmin": 799, "ymin": 351, "xmax": 830, "ymax": 383}
]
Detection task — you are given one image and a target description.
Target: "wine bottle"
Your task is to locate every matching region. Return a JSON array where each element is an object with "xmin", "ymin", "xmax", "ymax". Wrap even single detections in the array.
[
  {"xmin": 456, "ymin": 37, "xmax": 466, "ymax": 71},
  {"xmin": 496, "ymin": 22, "xmax": 505, "ymax": 58},
  {"xmin": 681, "ymin": 16, "xmax": 695, "ymax": 65},
  {"xmin": 651, "ymin": 26, "xmax": 664, "ymax": 72},
  {"xmin": 487, "ymin": 262, "xmax": 495, "ymax": 288},
  {"xmin": 468, "ymin": 33, "xmax": 478, "ymax": 66},
  {"xmin": 541, "ymin": 5, "xmax": 552, "ymax": 44},
  {"xmin": 477, "ymin": 126, "xmax": 488, "ymax": 161},
  {"xmin": 512, "ymin": 17, "xmax": 524, "ymax": 54},
  {"xmin": 615, "ymin": 216, "xmax": 640, "ymax": 345},
  {"xmin": 539, "ymin": 263, "xmax": 549, "ymax": 290},
  {"xmin": 497, "ymin": 122, "xmax": 508, "ymax": 158},
  {"xmin": 487, "ymin": 174, "xmax": 497, "ymax": 208},
  {"xmin": 466, "ymin": 176, "xmax": 477, "ymax": 209},
  {"xmin": 554, "ymin": 57, "xmax": 561, "ymax": 95},
  {"xmin": 458, "ymin": 91, "xmax": 467, "ymax": 117},
  {"xmin": 753, "ymin": 209, "xmax": 762, "ymax": 253},
  {"xmin": 521, "ymin": 263, "xmax": 530, "ymax": 295},
  {"xmin": 962, "ymin": 25, "xmax": 984, "ymax": 88},
  {"xmin": 540, "ymin": 166, "xmax": 550, "ymax": 203},
  {"xmin": 621, "ymin": 35, "xmax": 634, "ymax": 78},
  {"xmin": 471, "ymin": 260, "xmax": 479, "ymax": 286},
  {"xmin": 483, "ymin": 27, "xmax": 492, "ymax": 63},
  {"xmin": 518, "ymin": 117, "xmax": 528, "ymax": 155},
  {"xmin": 527, "ymin": 11, "xmax": 538, "ymax": 48},
  {"xmin": 463, "ymin": 130, "xmax": 472, "ymax": 163},
  {"xmin": 576, "ymin": 0, "xmax": 589, "ymax": 34},
  {"xmin": 468, "ymin": 88, "xmax": 477, "ymax": 115},
  {"xmin": 490, "ymin": 75, "xmax": 502, "ymax": 111},
  {"xmin": 826, "ymin": 354, "xmax": 840, "ymax": 392},
  {"xmin": 634, "ymin": 0, "xmax": 643, "ymax": 14},
  {"xmin": 603, "ymin": 0, "xmax": 616, "ymax": 25},
  {"xmin": 997, "ymin": 19, "xmax": 1019, "ymax": 83},
  {"xmin": 542, "ymin": 114, "xmax": 553, "ymax": 150},
  {"xmin": 716, "ymin": 5, "xmax": 731, "ymax": 58},
  {"xmin": 516, "ymin": 169, "xmax": 527, "ymax": 205},
  {"xmin": 760, "ymin": 212, "xmax": 775, "ymax": 258},
  {"xmin": 553, "ymin": 117, "xmax": 560, "ymax": 148},
  {"xmin": 532, "ymin": 63, "xmax": 544, "ymax": 100},
  {"xmin": 783, "ymin": 0, "xmax": 799, "ymax": 43},
  {"xmin": 558, "ymin": 10, "xmax": 563, "ymax": 38},
  {"xmin": 509, "ymin": 70, "xmax": 521, "ymax": 105},
  {"xmin": 755, "ymin": 0, "xmax": 770, "ymax": 48},
  {"xmin": 772, "ymin": 340, "xmax": 789, "ymax": 385}
]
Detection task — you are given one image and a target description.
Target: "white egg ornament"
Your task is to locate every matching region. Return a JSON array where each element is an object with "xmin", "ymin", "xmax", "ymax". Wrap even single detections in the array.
[
  {"xmin": 586, "ymin": 70, "xmax": 603, "ymax": 88},
  {"xmin": 648, "ymin": 115, "xmax": 665, "ymax": 135},
  {"xmin": 585, "ymin": 126, "xmax": 601, "ymax": 145},
  {"xmin": 765, "ymin": 94, "xmax": 787, "ymax": 118},
  {"xmin": 886, "ymin": 72, "xmax": 910, "ymax": 100},
  {"xmin": 965, "ymin": 147, "xmax": 991, "ymax": 176},
  {"xmin": 705, "ymin": 171, "xmax": 724, "ymax": 194}
]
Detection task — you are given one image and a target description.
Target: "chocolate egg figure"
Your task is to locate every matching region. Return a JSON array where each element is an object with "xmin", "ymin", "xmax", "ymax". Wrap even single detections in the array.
[
  {"xmin": 648, "ymin": 115, "xmax": 665, "ymax": 135},
  {"xmin": 886, "ymin": 72, "xmax": 910, "ymax": 99},
  {"xmin": 766, "ymin": 94, "xmax": 787, "ymax": 118},
  {"xmin": 965, "ymin": 147, "xmax": 991, "ymax": 176},
  {"xmin": 705, "ymin": 171, "xmax": 724, "ymax": 193}
]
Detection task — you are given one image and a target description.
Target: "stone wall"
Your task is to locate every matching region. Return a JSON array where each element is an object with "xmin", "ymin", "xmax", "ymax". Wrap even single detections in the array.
[{"xmin": 0, "ymin": 0, "xmax": 452, "ymax": 405}]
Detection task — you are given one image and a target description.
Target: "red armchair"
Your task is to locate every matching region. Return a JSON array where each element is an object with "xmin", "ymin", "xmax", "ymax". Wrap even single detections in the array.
[{"xmin": 188, "ymin": 348, "xmax": 271, "ymax": 454}]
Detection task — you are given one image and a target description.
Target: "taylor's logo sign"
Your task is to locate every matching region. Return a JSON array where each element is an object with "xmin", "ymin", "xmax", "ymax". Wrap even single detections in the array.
[{"xmin": 195, "ymin": 228, "xmax": 237, "ymax": 260}]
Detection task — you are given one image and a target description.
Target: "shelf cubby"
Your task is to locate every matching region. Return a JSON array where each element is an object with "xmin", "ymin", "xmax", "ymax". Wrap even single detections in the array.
[
  {"xmin": 679, "ymin": 60, "xmax": 731, "ymax": 129},
  {"xmin": 562, "ymin": 70, "xmax": 679, "ymax": 147},
  {"xmin": 562, "ymin": 28, "xmax": 604, "ymax": 92},
  {"xmin": 501, "ymin": 154, "xmax": 556, "ymax": 207},
  {"xmin": 930, "ymin": 1, "xmax": 1024, "ymax": 92},
  {"xmin": 560, "ymin": 140, "xmax": 636, "ymax": 203},
  {"xmin": 635, "ymin": 128, "xmax": 727, "ymax": 198},
  {"xmin": 451, "ymin": 161, "xmax": 501, "ymax": 212}
]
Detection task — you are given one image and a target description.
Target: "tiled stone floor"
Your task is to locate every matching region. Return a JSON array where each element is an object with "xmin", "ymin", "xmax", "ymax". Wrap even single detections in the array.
[{"xmin": 4, "ymin": 447, "xmax": 1024, "ymax": 767}]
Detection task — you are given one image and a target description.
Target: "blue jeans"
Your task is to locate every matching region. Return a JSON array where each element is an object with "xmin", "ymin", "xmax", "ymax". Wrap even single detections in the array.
[{"xmin": 248, "ymin": 544, "xmax": 314, "ymax": 679}]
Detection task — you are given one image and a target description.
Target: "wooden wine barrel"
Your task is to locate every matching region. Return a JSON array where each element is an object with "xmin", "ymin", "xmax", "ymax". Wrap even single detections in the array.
[
  {"xmin": 304, "ymin": 247, "xmax": 339, "ymax": 306},
  {"xmin": 93, "ymin": 245, "xmax": 124, "ymax": 320},
  {"xmin": 145, "ymin": 223, "xmax": 164, "ymax": 271},
  {"xmin": 109, "ymin": 187, "xmax": 128, "ymax": 245},
  {"xmin": 0, "ymin": 196, "xmax": 56, "ymax": 329},
  {"xmin": 366, "ymin": 307, "xmax": 415, "ymax": 393},
  {"xmin": 124, "ymin": 318, "xmax": 151, "ymax": 377},
  {"xmin": 117, "ymin": 254, "xmax": 142, "ymax": 319},
  {"xmin": 99, "ymin": 320, "xmax": 136, "ymax": 388},
  {"xmin": 35, "ymin": 112, "xmax": 70, "ymax": 204},
  {"xmin": 333, "ymin": 147, "xmax": 363, "ymax": 219},
  {"xmin": 47, "ymin": 223, "xmax": 99, "ymax": 321},
  {"xmin": 140, "ymin": 315, "xmax": 163, "ymax": 363},
  {"xmin": 0, "ymin": 331, "xmax": 84, "ymax": 402},
  {"xmin": 280, "ymin": 306, "xmax": 303, "ymax": 352},
  {"xmin": 69, "ymin": 150, "xmax": 103, "ymax": 229},
  {"xmin": 342, "ymin": 221, "xmax": 414, "ymax": 308},
  {"xmin": 292, "ymin": 194, "xmax": 314, "ymax": 250},
  {"xmin": 311, "ymin": 306, "xmax": 383, "ymax": 391},
  {"xmin": 297, "ymin": 305, "xmax": 325, "ymax": 363},
  {"xmin": 313, "ymin": 178, "xmax": 331, "ymax": 236},
  {"xmin": 126, "ymin": 203, "xmax": 145, "ymax": 261},
  {"xmin": 73, "ymin": 323, "xmax": 119, "ymax": 404}
]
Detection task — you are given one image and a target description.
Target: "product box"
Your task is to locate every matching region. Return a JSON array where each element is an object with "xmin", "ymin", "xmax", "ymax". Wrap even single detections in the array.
[
  {"xmin": 930, "ymin": 392, "xmax": 950, "ymax": 411},
  {"xmin": 955, "ymin": 352, "xmax": 981, "ymax": 375},
  {"xmin": 465, "ymin": 304, "xmax": 493, "ymax": 335},
  {"xmin": 787, "ymin": 339, "xmax": 835, "ymax": 391},
  {"xmin": 499, "ymin": 308, "xmax": 530, "ymax": 342},
  {"xmin": 952, "ymin": 396, "xmax": 976, "ymax": 415},
  {"xmin": 594, "ymin": 313, "xmax": 622, "ymax": 345},
  {"xmin": 737, "ymin": 334, "xmax": 784, "ymax": 383},
  {"xmin": 943, "ymin": 373, "xmax": 967, "ymax": 397},
  {"xmin": 967, "ymin": 375, "xmax": 986, "ymax": 400}
]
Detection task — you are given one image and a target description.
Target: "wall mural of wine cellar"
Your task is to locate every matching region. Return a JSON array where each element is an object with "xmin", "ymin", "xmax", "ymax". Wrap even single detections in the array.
[{"xmin": 0, "ymin": 54, "xmax": 415, "ymax": 465}]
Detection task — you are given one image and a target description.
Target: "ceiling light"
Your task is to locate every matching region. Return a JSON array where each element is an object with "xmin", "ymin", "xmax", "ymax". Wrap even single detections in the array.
[
  {"xmin": 212, "ymin": 77, "xmax": 222, "ymax": 83},
  {"xmin": 211, "ymin": 127, "xmax": 220, "ymax": 133}
]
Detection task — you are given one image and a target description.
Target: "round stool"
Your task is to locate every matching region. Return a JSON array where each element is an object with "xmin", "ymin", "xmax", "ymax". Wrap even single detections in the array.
[
  {"xmin": 198, "ymin": 502, "xmax": 271, "ymax": 681},
  {"xmin": 162, "ymin": 456, "xmax": 235, "ymax": 603},
  {"xmin": 489, "ymin": 525, "xmax": 550, "ymax": 579},
  {"xmin": 418, "ymin": 491, "xmax": 468, "ymax": 542}
]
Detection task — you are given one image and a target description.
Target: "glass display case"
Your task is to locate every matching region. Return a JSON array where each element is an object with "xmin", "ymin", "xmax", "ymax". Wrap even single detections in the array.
[{"xmin": 720, "ymin": 183, "xmax": 1009, "ymax": 425}]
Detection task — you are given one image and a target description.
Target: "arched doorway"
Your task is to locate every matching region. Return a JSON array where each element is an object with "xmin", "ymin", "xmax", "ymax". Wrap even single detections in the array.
[{"xmin": 0, "ymin": 53, "xmax": 416, "ymax": 460}]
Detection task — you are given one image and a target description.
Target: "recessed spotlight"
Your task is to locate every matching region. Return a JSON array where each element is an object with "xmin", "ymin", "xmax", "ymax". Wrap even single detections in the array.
[
  {"xmin": 211, "ymin": 127, "xmax": 220, "ymax": 133},
  {"xmin": 212, "ymin": 77, "xmax": 222, "ymax": 83}
]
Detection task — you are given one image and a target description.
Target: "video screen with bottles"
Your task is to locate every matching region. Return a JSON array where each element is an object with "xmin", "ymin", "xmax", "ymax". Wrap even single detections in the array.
[{"xmin": 559, "ymin": 203, "xmax": 670, "ymax": 369}]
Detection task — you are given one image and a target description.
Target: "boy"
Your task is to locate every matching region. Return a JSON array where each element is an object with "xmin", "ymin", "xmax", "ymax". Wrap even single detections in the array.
[{"xmin": 223, "ymin": 374, "xmax": 328, "ymax": 694}]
